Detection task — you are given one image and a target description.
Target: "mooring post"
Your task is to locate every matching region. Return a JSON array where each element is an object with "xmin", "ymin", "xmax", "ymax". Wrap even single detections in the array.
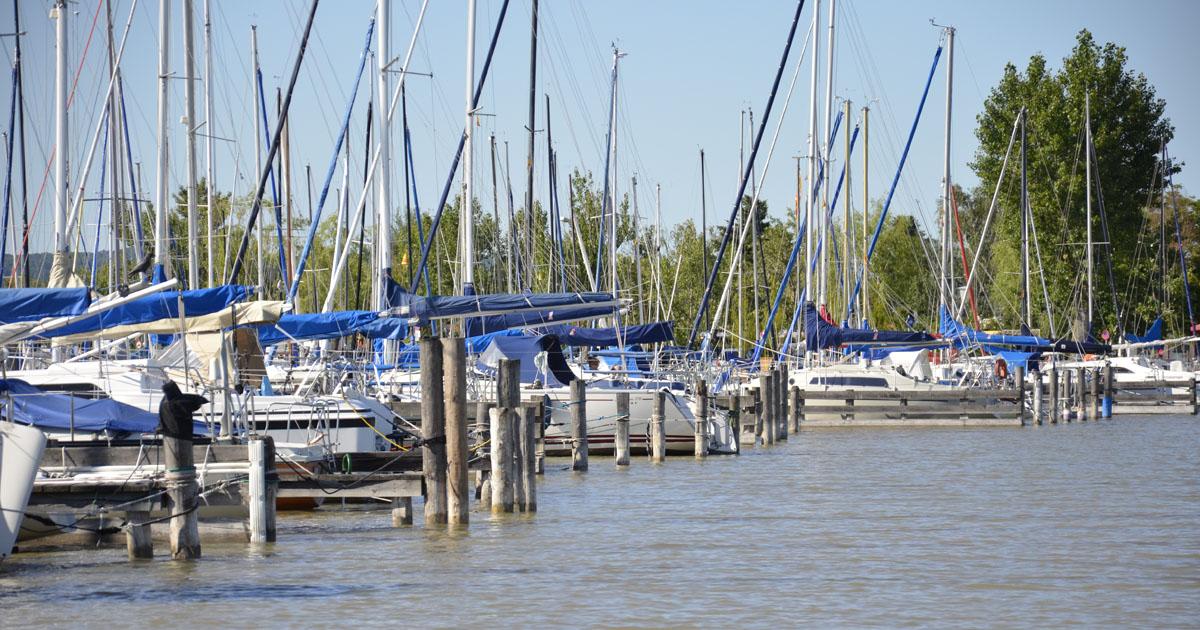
[
  {"xmin": 569, "ymin": 379, "xmax": 588, "ymax": 471},
  {"xmin": 1047, "ymin": 366, "xmax": 1059, "ymax": 424},
  {"xmin": 1013, "ymin": 365, "xmax": 1026, "ymax": 425},
  {"xmin": 420, "ymin": 336, "xmax": 448, "ymax": 525},
  {"xmin": 1031, "ymin": 370, "xmax": 1043, "ymax": 425},
  {"xmin": 520, "ymin": 405, "xmax": 537, "ymax": 512},
  {"xmin": 695, "ymin": 379, "xmax": 708, "ymax": 459},
  {"xmin": 731, "ymin": 395, "xmax": 742, "ymax": 454},
  {"xmin": 650, "ymin": 389, "xmax": 666, "ymax": 462},
  {"xmin": 1074, "ymin": 367, "xmax": 1086, "ymax": 421},
  {"xmin": 125, "ymin": 510, "xmax": 153, "ymax": 559},
  {"xmin": 512, "ymin": 404, "xmax": 526, "ymax": 511},
  {"xmin": 443, "ymin": 337, "xmax": 469, "ymax": 526},
  {"xmin": 535, "ymin": 396, "xmax": 547, "ymax": 475},
  {"xmin": 751, "ymin": 391, "xmax": 762, "ymax": 444},
  {"xmin": 760, "ymin": 373, "xmax": 775, "ymax": 445},
  {"xmin": 391, "ymin": 497, "xmax": 413, "ymax": 527},
  {"xmin": 615, "ymin": 391, "xmax": 630, "ymax": 466},
  {"xmin": 164, "ymin": 427, "xmax": 200, "ymax": 560},
  {"xmin": 788, "ymin": 386, "xmax": 800, "ymax": 434},
  {"xmin": 1101, "ymin": 363, "xmax": 1114, "ymax": 418},
  {"xmin": 247, "ymin": 435, "xmax": 277, "ymax": 542},
  {"xmin": 1190, "ymin": 376, "xmax": 1198, "ymax": 415},
  {"xmin": 492, "ymin": 359, "xmax": 519, "ymax": 513},
  {"xmin": 1088, "ymin": 368, "xmax": 1100, "ymax": 421},
  {"xmin": 777, "ymin": 365, "xmax": 789, "ymax": 441},
  {"xmin": 1062, "ymin": 369, "xmax": 1073, "ymax": 422}
]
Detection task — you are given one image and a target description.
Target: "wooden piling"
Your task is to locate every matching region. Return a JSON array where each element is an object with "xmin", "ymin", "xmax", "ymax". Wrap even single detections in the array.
[
  {"xmin": 1014, "ymin": 365, "xmax": 1026, "ymax": 426},
  {"xmin": 751, "ymin": 391, "xmax": 763, "ymax": 443},
  {"xmin": 1047, "ymin": 366, "xmax": 1059, "ymax": 424},
  {"xmin": 520, "ymin": 405, "xmax": 537, "ymax": 512},
  {"xmin": 1088, "ymin": 368, "xmax": 1100, "ymax": 421},
  {"xmin": 164, "ymin": 428, "xmax": 200, "ymax": 560},
  {"xmin": 443, "ymin": 337, "xmax": 469, "ymax": 526},
  {"xmin": 1062, "ymin": 369, "xmax": 1073, "ymax": 422},
  {"xmin": 1031, "ymin": 370, "xmax": 1043, "ymax": 425},
  {"xmin": 761, "ymin": 373, "xmax": 775, "ymax": 445},
  {"xmin": 1074, "ymin": 367, "xmax": 1086, "ymax": 421},
  {"xmin": 391, "ymin": 497, "xmax": 413, "ymax": 527},
  {"xmin": 125, "ymin": 511, "xmax": 153, "ymax": 559},
  {"xmin": 512, "ymin": 404, "xmax": 526, "ymax": 510},
  {"xmin": 778, "ymin": 366, "xmax": 789, "ymax": 441},
  {"xmin": 569, "ymin": 379, "xmax": 588, "ymax": 471},
  {"xmin": 492, "ymin": 359, "xmax": 519, "ymax": 513},
  {"xmin": 247, "ymin": 435, "xmax": 277, "ymax": 542},
  {"xmin": 1101, "ymin": 364, "xmax": 1113, "ymax": 418},
  {"xmin": 695, "ymin": 379, "xmax": 708, "ymax": 459},
  {"xmin": 650, "ymin": 390, "xmax": 666, "ymax": 462},
  {"xmin": 788, "ymin": 386, "xmax": 800, "ymax": 433},
  {"xmin": 615, "ymin": 392, "xmax": 631, "ymax": 466},
  {"xmin": 420, "ymin": 336, "xmax": 448, "ymax": 525}
]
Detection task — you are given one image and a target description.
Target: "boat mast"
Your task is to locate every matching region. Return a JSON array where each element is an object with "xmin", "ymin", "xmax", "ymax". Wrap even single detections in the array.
[
  {"xmin": 376, "ymin": 0, "xmax": 394, "ymax": 305},
  {"xmin": 632, "ymin": 176, "xmax": 643, "ymax": 322},
  {"xmin": 52, "ymin": 0, "xmax": 68, "ymax": 261},
  {"xmin": 460, "ymin": 0, "xmax": 477, "ymax": 295},
  {"xmin": 183, "ymin": 0, "xmax": 199, "ymax": 288},
  {"xmin": 842, "ymin": 98, "xmax": 851, "ymax": 324},
  {"xmin": 523, "ymin": 0, "xmax": 539, "ymax": 291},
  {"xmin": 13, "ymin": 0, "xmax": 28, "ymax": 286},
  {"xmin": 251, "ymin": 26, "xmax": 264, "ymax": 297},
  {"xmin": 1085, "ymin": 91, "xmax": 1094, "ymax": 330},
  {"xmin": 1020, "ymin": 109, "xmax": 1031, "ymax": 327},
  {"xmin": 861, "ymin": 105, "xmax": 868, "ymax": 324},
  {"xmin": 939, "ymin": 25, "xmax": 954, "ymax": 324},
  {"xmin": 804, "ymin": 0, "xmax": 820, "ymax": 354},
  {"xmin": 203, "ymin": 0, "xmax": 215, "ymax": 287},
  {"xmin": 153, "ymin": 0, "xmax": 171, "ymax": 278},
  {"xmin": 700, "ymin": 149, "xmax": 708, "ymax": 331},
  {"xmin": 819, "ymin": 0, "xmax": 835, "ymax": 312}
]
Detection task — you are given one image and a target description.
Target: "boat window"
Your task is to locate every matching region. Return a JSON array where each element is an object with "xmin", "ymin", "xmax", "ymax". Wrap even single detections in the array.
[{"xmin": 809, "ymin": 376, "xmax": 889, "ymax": 388}]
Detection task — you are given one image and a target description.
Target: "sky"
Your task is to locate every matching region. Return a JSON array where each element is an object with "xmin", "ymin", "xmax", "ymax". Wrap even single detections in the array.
[{"xmin": 3, "ymin": 0, "xmax": 1198, "ymax": 260}]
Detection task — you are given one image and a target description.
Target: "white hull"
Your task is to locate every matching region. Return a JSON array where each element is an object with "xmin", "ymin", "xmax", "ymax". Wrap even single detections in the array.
[{"xmin": 2, "ymin": 421, "xmax": 47, "ymax": 561}]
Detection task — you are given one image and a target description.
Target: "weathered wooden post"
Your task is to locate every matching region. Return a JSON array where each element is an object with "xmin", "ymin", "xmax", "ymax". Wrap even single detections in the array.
[
  {"xmin": 535, "ymin": 396, "xmax": 547, "ymax": 474},
  {"xmin": 731, "ymin": 395, "xmax": 742, "ymax": 454},
  {"xmin": 1088, "ymin": 368, "xmax": 1100, "ymax": 421},
  {"xmin": 247, "ymin": 435, "xmax": 277, "ymax": 542},
  {"xmin": 1031, "ymin": 370, "xmax": 1043, "ymax": 425},
  {"xmin": 788, "ymin": 386, "xmax": 800, "ymax": 434},
  {"xmin": 520, "ymin": 405, "xmax": 537, "ymax": 512},
  {"xmin": 1014, "ymin": 365, "xmax": 1027, "ymax": 426},
  {"xmin": 162, "ymin": 401, "xmax": 201, "ymax": 560},
  {"xmin": 761, "ymin": 373, "xmax": 775, "ymax": 445},
  {"xmin": 1190, "ymin": 376, "xmax": 1198, "ymax": 415},
  {"xmin": 512, "ymin": 404, "xmax": 526, "ymax": 511},
  {"xmin": 778, "ymin": 365, "xmax": 789, "ymax": 441},
  {"xmin": 1062, "ymin": 369, "xmax": 1073, "ymax": 422},
  {"xmin": 1101, "ymin": 363, "xmax": 1114, "ymax": 418},
  {"xmin": 420, "ymin": 336, "xmax": 448, "ymax": 525},
  {"xmin": 614, "ymin": 391, "xmax": 631, "ymax": 466},
  {"xmin": 569, "ymin": 379, "xmax": 588, "ymax": 471},
  {"xmin": 650, "ymin": 389, "xmax": 666, "ymax": 462},
  {"xmin": 443, "ymin": 337, "xmax": 469, "ymax": 526},
  {"xmin": 695, "ymin": 379, "xmax": 708, "ymax": 459},
  {"xmin": 751, "ymin": 391, "xmax": 762, "ymax": 444},
  {"xmin": 1047, "ymin": 366, "xmax": 1059, "ymax": 424},
  {"xmin": 1080, "ymin": 364, "xmax": 1089, "ymax": 420},
  {"xmin": 125, "ymin": 510, "xmax": 153, "ymax": 559},
  {"xmin": 491, "ymin": 358, "xmax": 519, "ymax": 514}
]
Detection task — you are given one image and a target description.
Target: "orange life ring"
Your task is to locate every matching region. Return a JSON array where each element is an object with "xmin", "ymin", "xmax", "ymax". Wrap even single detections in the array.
[{"xmin": 994, "ymin": 358, "xmax": 1009, "ymax": 380}]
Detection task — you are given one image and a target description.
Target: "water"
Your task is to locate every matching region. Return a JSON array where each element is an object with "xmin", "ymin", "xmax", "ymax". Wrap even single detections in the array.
[{"xmin": 3, "ymin": 415, "xmax": 1198, "ymax": 627}]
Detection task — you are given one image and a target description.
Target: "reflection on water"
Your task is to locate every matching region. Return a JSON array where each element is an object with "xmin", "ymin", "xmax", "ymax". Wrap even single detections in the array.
[{"xmin": 4, "ymin": 416, "xmax": 1198, "ymax": 626}]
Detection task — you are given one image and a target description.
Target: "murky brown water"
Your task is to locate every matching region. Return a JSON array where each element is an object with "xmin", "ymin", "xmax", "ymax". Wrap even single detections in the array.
[{"xmin": 3, "ymin": 415, "xmax": 1198, "ymax": 627}]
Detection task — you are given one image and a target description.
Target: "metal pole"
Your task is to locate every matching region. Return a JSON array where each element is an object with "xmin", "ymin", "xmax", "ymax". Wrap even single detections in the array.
[
  {"xmin": 460, "ymin": 0, "xmax": 477, "ymax": 294},
  {"xmin": 203, "ymin": 0, "xmax": 215, "ymax": 287},
  {"xmin": 523, "ymin": 0, "xmax": 538, "ymax": 291},
  {"xmin": 183, "ymin": 0, "xmax": 199, "ymax": 288},
  {"xmin": 52, "ymin": 0, "xmax": 68, "ymax": 257}
]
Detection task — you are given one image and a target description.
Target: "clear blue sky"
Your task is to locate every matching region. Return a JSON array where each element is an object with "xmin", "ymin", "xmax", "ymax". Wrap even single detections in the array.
[{"xmin": 4, "ymin": 0, "xmax": 1198, "ymax": 258}]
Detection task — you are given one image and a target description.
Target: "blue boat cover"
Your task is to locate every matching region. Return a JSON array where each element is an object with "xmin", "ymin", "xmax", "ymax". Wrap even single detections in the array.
[
  {"xmin": 547, "ymin": 321, "xmax": 675, "ymax": 347},
  {"xmin": 477, "ymin": 335, "xmax": 576, "ymax": 388},
  {"xmin": 940, "ymin": 307, "xmax": 1110, "ymax": 355},
  {"xmin": 393, "ymin": 290, "xmax": 614, "ymax": 323},
  {"xmin": 465, "ymin": 304, "xmax": 616, "ymax": 336},
  {"xmin": 0, "ymin": 379, "xmax": 210, "ymax": 435},
  {"xmin": 38, "ymin": 285, "xmax": 253, "ymax": 340},
  {"xmin": 805, "ymin": 302, "xmax": 934, "ymax": 352},
  {"xmin": 258, "ymin": 310, "xmax": 383, "ymax": 346},
  {"xmin": 1126, "ymin": 317, "xmax": 1163, "ymax": 344},
  {"xmin": 0, "ymin": 287, "xmax": 92, "ymax": 324}
]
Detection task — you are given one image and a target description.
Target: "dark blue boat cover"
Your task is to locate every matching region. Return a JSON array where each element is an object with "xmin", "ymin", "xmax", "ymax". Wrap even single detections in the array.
[
  {"xmin": 392, "ymin": 290, "xmax": 614, "ymax": 323},
  {"xmin": 1125, "ymin": 317, "xmax": 1163, "ymax": 344},
  {"xmin": 465, "ymin": 304, "xmax": 616, "ymax": 336},
  {"xmin": 940, "ymin": 307, "xmax": 1109, "ymax": 355},
  {"xmin": 0, "ymin": 379, "xmax": 209, "ymax": 435},
  {"xmin": 805, "ymin": 302, "xmax": 934, "ymax": 352},
  {"xmin": 38, "ymin": 285, "xmax": 252, "ymax": 340},
  {"xmin": 0, "ymin": 287, "xmax": 91, "ymax": 324},
  {"xmin": 548, "ymin": 321, "xmax": 675, "ymax": 347},
  {"xmin": 258, "ymin": 310, "xmax": 392, "ymax": 346}
]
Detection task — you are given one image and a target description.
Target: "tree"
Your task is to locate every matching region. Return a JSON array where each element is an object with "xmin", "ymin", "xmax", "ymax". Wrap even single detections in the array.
[{"xmin": 970, "ymin": 29, "xmax": 1173, "ymax": 335}]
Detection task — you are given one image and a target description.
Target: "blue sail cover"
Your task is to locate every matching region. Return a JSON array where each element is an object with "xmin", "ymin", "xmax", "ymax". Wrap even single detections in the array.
[
  {"xmin": 1126, "ymin": 317, "xmax": 1164, "ymax": 344},
  {"xmin": 258, "ymin": 310, "xmax": 383, "ymax": 346},
  {"xmin": 549, "ymin": 321, "xmax": 675, "ymax": 347},
  {"xmin": 391, "ymin": 290, "xmax": 615, "ymax": 324},
  {"xmin": 0, "ymin": 288, "xmax": 92, "ymax": 324},
  {"xmin": 38, "ymin": 285, "xmax": 253, "ymax": 340},
  {"xmin": 0, "ymin": 379, "xmax": 210, "ymax": 435},
  {"xmin": 939, "ymin": 307, "xmax": 1110, "ymax": 355},
  {"xmin": 465, "ymin": 304, "xmax": 616, "ymax": 337},
  {"xmin": 804, "ymin": 302, "xmax": 934, "ymax": 352},
  {"xmin": 476, "ymin": 335, "xmax": 576, "ymax": 388}
]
